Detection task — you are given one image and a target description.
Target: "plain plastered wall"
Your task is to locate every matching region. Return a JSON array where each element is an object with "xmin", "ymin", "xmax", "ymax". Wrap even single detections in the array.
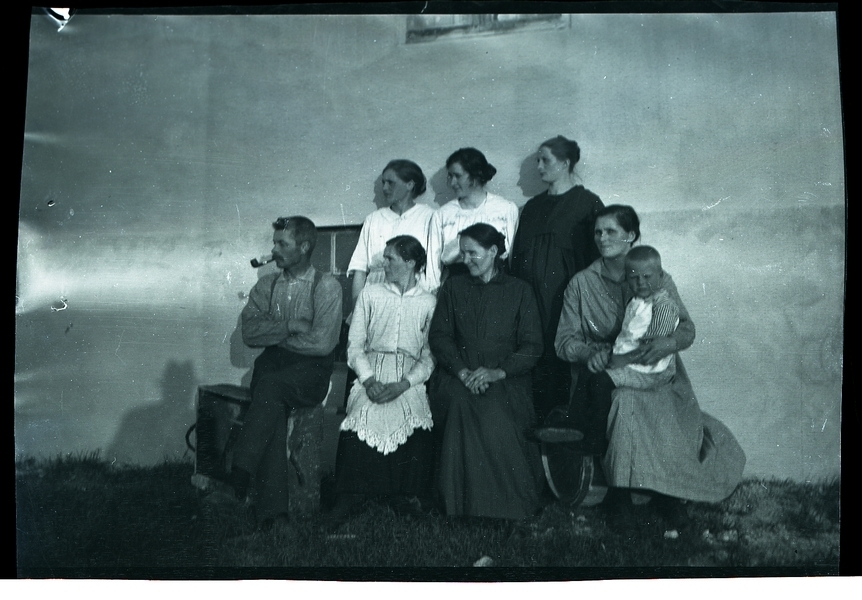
[{"xmin": 16, "ymin": 12, "xmax": 844, "ymax": 481}]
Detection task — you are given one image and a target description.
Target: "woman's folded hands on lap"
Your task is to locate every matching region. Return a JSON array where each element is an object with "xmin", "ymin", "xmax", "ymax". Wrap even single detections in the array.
[
  {"xmin": 362, "ymin": 376, "xmax": 411, "ymax": 404},
  {"xmin": 458, "ymin": 367, "xmax": 506, "ymax": 394}
]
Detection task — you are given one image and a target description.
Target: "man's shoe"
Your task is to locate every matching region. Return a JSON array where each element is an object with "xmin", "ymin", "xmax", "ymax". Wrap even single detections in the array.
[
  {"xmin": 257, "ymin": 512, "xmax": 290, "ymax": 532},
  {"xmin": 227, "ymin": 466, "xmax": 251, "ymax": 501},
  {"xmin": 320, "ymin": 493, "xmax": 365, "ymax": 532}
]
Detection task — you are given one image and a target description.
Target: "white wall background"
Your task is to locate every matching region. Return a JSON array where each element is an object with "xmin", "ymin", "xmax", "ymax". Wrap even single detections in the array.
[{"xmin": 16, "ymin": 11, "xmax": 844, "ymax": 481}]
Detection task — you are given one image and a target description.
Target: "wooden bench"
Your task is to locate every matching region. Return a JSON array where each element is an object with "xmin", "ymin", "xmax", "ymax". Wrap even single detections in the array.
[{"xmin": 188, "ymin": 383, "xmax": 328, "ymax": 514}]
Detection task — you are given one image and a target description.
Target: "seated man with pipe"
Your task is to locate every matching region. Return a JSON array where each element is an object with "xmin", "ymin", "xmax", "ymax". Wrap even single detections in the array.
[{"xmin": 227, "ymin": 215, "xmax": 342, "ymax": 530}]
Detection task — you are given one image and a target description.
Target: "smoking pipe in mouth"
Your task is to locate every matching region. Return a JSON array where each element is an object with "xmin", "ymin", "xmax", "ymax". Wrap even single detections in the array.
[{"xmin": 250, "ymin": 254, "xmax": 274, "ymax": 268}]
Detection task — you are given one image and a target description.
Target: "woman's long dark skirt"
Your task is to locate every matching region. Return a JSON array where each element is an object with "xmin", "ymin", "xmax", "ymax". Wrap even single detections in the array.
[{"xmin": 334, "ymin": 428, "xmax": 435, "ymax": 501}]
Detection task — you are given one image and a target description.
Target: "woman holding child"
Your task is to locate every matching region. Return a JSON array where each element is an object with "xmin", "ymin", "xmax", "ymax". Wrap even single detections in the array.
[{"xmin": 552, "ymin": 204, "xmax": 745, "ymax": 515}]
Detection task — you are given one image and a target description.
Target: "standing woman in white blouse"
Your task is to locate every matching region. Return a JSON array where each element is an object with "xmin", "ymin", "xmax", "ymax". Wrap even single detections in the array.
[
  {"xmin": 347, "ymin": 159, "xmax": 435, "ymax": 304},
  {"xmin": 324, "ymin": 235, "xmax": 437, "ymax": 529},
  {"xmin": 425, "ymin": 148, "xmax": 520, "ymax": 292}
]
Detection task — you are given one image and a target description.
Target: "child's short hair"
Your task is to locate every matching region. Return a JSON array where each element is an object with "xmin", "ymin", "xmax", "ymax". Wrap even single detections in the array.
[{"xmin": 626, "ymin": 245, "xmax": 662, "ymax": 268}]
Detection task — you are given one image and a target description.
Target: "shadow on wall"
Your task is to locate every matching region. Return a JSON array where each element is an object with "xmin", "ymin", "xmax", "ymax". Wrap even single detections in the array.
[
  {"xmin": 428, "ymin": 167, "xmax": 456, "ymax": 207},
  {"xmin": 106, "ymin": 360, "xmax": 198, "ymax": 465},
  {"xmin": 229, "ymin": 313, "xmax": 257, "ymax": 388},
  {"xmin": 427, "ymin": 152, "xmax": 549, "ymax": 207},
  {"xmin": 518, "ymin": 151, "xmax": 547, "ymax": 199},
  {"xmin": 372, "ymin": 173, "xmax": 387, "ymax": 210}
]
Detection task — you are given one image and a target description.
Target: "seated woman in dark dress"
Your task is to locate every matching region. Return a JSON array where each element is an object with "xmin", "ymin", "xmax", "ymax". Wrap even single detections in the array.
[
  {"xmin": 325, "ymin": 235, "xmax": 437, "ymax": 528},
  {"xmin": 428, "ymin": 223, "xmax": 545, "ymax": 521}
]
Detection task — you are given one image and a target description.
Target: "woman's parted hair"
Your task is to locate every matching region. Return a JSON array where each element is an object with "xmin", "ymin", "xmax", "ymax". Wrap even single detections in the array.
[
  {"xmin": 540, "ymin": 135, "xmax": 581, "ymax": 173},
  {"xmin": 458, "ymin": 222, "xmax": 506, "ymax": 258},
  {"xmin": 386, "ymin": 235, "xmax": 427, "ymax": 273},
  {"xmin": 383, "ymin": 159, "xmax": 427, "ymax": 198},
  {"xmin": 445, "ymin": 147, "xmax": 497, "ymax": 186},
  {"xmin": 594, "ymin": 204, "xmax": 641, "ymax": 244}
]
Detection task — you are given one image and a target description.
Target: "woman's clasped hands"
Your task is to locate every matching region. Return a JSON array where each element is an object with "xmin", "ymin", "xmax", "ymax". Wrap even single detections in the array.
[
  {"xmin": 630, "ymin": 336, "xmax": 678, "ymax": 365},
  {"xmin": 458, "ymin": 367, "xmax": 506, "ymax": 395},
  {"xmin": 362, "ymin": 376, "xmax": 410, "ymax": 404}
]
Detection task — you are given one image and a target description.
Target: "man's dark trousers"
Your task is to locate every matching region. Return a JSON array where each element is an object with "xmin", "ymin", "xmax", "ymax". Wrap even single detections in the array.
[{"xmin": 233, "ymin": 346, "xmax": 333, "ymax": 522}]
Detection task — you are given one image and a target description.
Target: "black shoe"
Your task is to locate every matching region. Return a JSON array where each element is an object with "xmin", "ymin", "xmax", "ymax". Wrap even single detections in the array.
[
  {"xmin": 601, "ymin": 487, "xmax": 630, "ymax": 511},
  {"xmin": 227, "ymin": 466, "xmax": 251, "ymax": 501},
  {"xmin": 602, "ymin": 490, "xmax": 637, "ymax": 532},
  {"xmin": 652, "ymin": 494, "xmax": 691, "ymax": 530},
  {"xmin": 320, "ymin": 493, "xmax": 365, "ymax": 532},
  {"xmin": 257, "ymin": 512, "xmax": 290, "ymax": 532},
  {"xmin": 504, "ymin": 517, "xmax": 532, "ymax": 541}
]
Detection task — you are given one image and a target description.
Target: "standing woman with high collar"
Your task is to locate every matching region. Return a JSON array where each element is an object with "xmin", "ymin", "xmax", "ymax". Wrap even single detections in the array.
[
  {"xmin": 347, "ymin": 159, "xmax": 436, "ymax": 304},
  {"xmin": 509, "ymin": 136, "xmax": 604, "ymax": 425},
  {"xmin": 425, "ymin": 148, "xmax": 520, "ymax": 293}
]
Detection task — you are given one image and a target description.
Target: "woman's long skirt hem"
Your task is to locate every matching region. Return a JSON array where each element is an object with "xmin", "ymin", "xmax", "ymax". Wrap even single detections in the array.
[
  {"xmin": 437, "ymin": 373, "xmax": 543, "ymax": 521},
  {"xmin": 334, "ymin": 428, "xmax": 435, "ymax": 499},
  {"xmin": 602, "ymin": 373, "xmax": 746, "ymax": 504}
]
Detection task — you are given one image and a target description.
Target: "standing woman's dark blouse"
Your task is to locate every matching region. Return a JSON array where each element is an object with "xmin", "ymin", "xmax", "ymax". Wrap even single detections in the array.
[{"xmin": 510, "ymin": 185, "xmax": 603, "ymax": 346}]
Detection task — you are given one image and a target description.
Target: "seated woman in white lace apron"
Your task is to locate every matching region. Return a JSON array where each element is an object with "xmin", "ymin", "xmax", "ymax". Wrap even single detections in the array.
[{"xmin": 325, "ymin": 235, "xmax": 437, "ymax": 528}]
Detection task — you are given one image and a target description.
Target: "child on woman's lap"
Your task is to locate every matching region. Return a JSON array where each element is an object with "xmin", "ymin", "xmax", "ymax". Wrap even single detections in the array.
[
  {"xmin": 535, "ymin": 245, "xmax": 679, "ymax": 451},
  {"xmin": 604, "ymin": 245, "xmax": 679, "ymax": 388}
]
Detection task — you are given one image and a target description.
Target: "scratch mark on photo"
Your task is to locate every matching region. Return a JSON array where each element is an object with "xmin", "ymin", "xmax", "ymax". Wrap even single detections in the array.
[
  {"xmin": 702, "ymin": 197, "xmax": 728, "ymax": 211},
  {"xmin": 115, "ymin": 332, "xmax": 127, "ymax": 364}
]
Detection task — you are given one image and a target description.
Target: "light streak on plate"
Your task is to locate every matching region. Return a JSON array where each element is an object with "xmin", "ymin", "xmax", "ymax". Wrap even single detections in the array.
[{"xmin": 16, "ymin": 222, "xmax": 242, "ymax": 314}]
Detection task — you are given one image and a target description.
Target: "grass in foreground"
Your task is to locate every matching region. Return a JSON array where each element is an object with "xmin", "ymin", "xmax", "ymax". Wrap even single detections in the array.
[{"xmin": 15, "ymin": 453, "xmax": 839, "ymax": 577}]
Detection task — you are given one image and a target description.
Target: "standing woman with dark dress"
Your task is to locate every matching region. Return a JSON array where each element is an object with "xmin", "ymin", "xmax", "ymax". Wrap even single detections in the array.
[
  {"xmin": 510, "ymin": 136, "xmax": 604, "ymax": 425},
  {"xmin": 429, "ymin": 223, "xmax": 545, "ymax": 521}
]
